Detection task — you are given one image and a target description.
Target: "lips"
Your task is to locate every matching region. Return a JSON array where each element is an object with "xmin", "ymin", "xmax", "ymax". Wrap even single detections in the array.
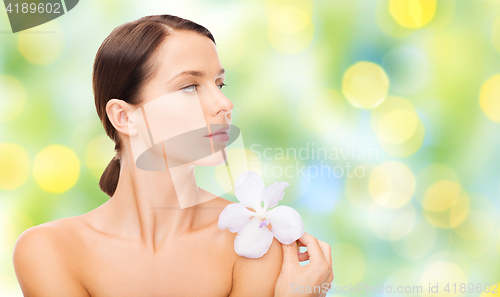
[{"xmin": 206, "ymin": 126, "xmax": 230, "ymax": 142}]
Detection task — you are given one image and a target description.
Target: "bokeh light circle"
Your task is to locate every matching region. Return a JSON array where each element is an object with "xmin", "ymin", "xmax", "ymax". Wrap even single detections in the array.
[
  {"xmin": 479, "ymin": 74, "xmax": 500, "ymax": 122},
  {"xmin": 377, "ymin": 109, "xmax": 419, "ymax": 145},
  {"xmin": 369, "ymin": 161, "xmax": 416, "ymax": 209},
  {"xmin": 379, "ymin": 120, "xmax": 425, "ymax": 157},
  {"xmin": 18, "ymin": 21, "xmax": 65, "ymax": 65},
  {"xmin": 367, "ymin": 203, "xmax": 416, "ymax": 241},
  {"xmin": 376, "ymin": 0, "xmax": 414, "ymax": 38},
  {"xmin": 425, "ymin": 193, "xmax": 469, "ymax": 229},
  {"xmin": 371, "ymin": 96, "xmax": 425, "ymax": 157},
  {"xmin": 267, "ymin": 4, "xmax": 314, "ymax": 54},
  {"xmin": 0, "ymin": 75, "xmax": 26, "ymax": 122},
  {"xmin": 371, "ymin": 96, "xmax": 415, "ymax": 129},
  {"xmin": 448, "ymin": 192, "xmax": 469, "ymax": 228},
  {"xmin": 417, "ymin": 165, "xmax": 465, "ymax": 229},
  {"xmin": 342, "ymin": 61, "xmax": 390, "ymax": 109},
  {"xmin": 0, "ymin": 143, "xmax": 30, "ymax": 190},
  {"xmin": 421, "ymin": 261, "xmax": 467, "ymax": 297},
  {"xmin": 423, "ymin": 180, "xmax": 461, "ymax": 212},
  {"xmin": 416, "ymin": 164, "xmax": 460, "ymax": 201},
  {"xmin": 389, "ymin": 0, "xmax": 437, "ymax": 29},
  {"xmin": 422, "ymin": 180, "xmax": 470, "ymax": 229},
  {"xmin": 33, "ymin": 145, "xmax": 80, "ymax": 193}
]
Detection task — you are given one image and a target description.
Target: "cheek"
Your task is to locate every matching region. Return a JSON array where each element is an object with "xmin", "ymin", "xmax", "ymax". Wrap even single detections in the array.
[
  {"xmin": 132, "ymin": 91, "xmax": 219, "ymax": 167},
  {"xmin": 143, "ymin": 92, "xmax": 207, "ymax": 143}
]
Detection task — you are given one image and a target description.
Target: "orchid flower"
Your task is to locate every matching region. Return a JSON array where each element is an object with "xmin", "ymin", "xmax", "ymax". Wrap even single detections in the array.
[{"xmin": 218, "ymin": 171, "xmax": 304, "ymax": 259}]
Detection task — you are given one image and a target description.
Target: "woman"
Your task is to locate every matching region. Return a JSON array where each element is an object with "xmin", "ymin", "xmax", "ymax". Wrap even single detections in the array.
[{"xmin": 13, "ymin": 14, "xmax": 333, "ymax": 296}]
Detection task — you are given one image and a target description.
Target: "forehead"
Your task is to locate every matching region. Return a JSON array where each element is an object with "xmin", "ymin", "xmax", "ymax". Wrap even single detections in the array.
[{"xmin": 155, "ymin": 30, "xmax": 221, "ymax": 76}]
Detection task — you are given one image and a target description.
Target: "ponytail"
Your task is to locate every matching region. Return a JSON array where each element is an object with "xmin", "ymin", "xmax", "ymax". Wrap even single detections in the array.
[{"xmin": 99, "ymin": 154, "xmax": 121, "ymax": 197}]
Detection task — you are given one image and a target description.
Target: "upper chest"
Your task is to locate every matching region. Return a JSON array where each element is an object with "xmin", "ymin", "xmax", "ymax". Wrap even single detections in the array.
[{"xmin": 71, "ymin": 225, "xmax": 236, "ymax": 297}]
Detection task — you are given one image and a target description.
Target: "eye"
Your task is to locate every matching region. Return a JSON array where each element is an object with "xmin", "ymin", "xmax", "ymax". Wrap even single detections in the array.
[
  {"xmin": 181, "ymin": 84, "xmax": 199, "ymax": 93},
  {"xmin": 218, "ymin": 83, "xmax": 227, "ymax": 90}
]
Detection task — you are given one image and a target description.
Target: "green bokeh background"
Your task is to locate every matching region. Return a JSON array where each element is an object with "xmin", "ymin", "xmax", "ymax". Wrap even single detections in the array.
[{"xmin": 1, "ymin": 0, "xmax": 500, "ymax": 296}]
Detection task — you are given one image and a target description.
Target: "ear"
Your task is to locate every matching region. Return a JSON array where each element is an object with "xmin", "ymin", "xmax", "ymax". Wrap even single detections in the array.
[{"xmin": 106, "ymin": 99, "xmax": 139, "ymax": 137}]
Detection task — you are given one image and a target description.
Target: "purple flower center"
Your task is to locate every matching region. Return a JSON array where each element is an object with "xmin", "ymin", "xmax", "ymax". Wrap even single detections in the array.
[{"xmin": 259, "ymin": 219, "xmax": 270, "ymax": 228}]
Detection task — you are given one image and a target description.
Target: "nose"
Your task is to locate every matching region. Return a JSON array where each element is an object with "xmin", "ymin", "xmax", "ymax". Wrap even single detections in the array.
[{"xmin": 210, "ymin": 89, "xmax": 233, "ymax": 123}]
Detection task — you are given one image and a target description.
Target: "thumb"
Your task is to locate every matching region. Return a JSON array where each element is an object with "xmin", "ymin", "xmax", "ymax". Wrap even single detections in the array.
[{"xmin": 282, "ymin": 241, "xmax": 300, "ymax": 268}]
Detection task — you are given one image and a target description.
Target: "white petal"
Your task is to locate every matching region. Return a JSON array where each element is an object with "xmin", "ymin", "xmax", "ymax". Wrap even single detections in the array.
[
  {"xmin": 234, "ymin": 217, "xmax": 274, "ymax": 259},
  {"xmin": 234, "ymin": 171, "xmax": 265, "ymax": 211},
  {"xmin": 266, "ymin": 205, "xmax": 304, "ymax": 244},
  {"xmin": 261, "ymin": 181, "xmax": 290, "ymax": 210},
  {"xmin": 218, "ymin": 203, "xmax": 255, "ymax": 233}
]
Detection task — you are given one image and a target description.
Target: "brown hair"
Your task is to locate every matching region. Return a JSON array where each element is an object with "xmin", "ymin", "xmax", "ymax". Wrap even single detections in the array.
[{"xmin": 93, "ymin": 14, "xmax": 216, "ymax": 197}]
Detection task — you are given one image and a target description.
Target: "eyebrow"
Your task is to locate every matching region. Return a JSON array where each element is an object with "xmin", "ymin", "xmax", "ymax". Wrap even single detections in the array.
[{"xmin": 168, "ymin": 68, "xmax": 225, "ymax": 83}]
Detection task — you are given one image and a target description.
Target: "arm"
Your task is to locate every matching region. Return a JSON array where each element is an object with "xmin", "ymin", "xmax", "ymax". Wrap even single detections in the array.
[
  {"xmin": 12, "ymin": 225, "xmax": 90, "ymax": 297},
  {"xmin": 229, "ymin": 237, "xmax": 283, "ymax": 297}
]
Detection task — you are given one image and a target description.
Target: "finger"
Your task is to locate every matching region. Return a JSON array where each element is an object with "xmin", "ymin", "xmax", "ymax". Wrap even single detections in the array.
[
  {"xmin": 297, "ymin": 251, "xmax": 309, "ymax": 262},
  {"xmin": 297, "ymin": 239, "xmax": 306, "ymax": 254},
  {"xmin": 318, "ymin": 240, "xmax": 333, "ymax": 284},
  {"xmin": 319, "ymin": 283, "xmax": 331, "ymax": 297},
  {"xmin": 297, "ymin": 232, "xmax": 327, "ymax": 264},
  {"xmin": 281, "ymin": 242, "xmax": 300, "ymax": 268},
  {"xmin": 318, "ymin": 240, "xmax": 332, "ymax": 268}
]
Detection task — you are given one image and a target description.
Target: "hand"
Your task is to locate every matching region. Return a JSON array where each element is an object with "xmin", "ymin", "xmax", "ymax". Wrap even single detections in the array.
[{"xmin": 274, "ymin": 232, "xmax": 333, "ymax": 297}]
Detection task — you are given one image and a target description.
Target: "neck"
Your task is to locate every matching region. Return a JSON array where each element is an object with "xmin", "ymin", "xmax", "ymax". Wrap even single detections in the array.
[{"xmin": 98, "ymin": 150, "xmax": 204, "ymax": 251}]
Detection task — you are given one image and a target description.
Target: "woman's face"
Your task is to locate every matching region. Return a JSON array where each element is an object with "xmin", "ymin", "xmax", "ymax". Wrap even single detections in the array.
[{"xmin": 128, "ymin": 30, "xmax": 234, "ymax": 170}]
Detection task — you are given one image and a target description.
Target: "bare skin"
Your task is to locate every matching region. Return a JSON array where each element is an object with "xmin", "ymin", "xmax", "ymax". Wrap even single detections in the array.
[
  {"xmin": 13, "ymin": 29, "xmax": 333, "ymax": 297},
  {"xmin": 13, "ymin": 196, "xmax": 283, "ymax": 297}
]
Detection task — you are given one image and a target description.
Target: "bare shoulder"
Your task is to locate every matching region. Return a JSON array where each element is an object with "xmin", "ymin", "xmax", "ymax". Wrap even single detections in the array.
[
  {"xmin": 14, "ymin": 217, "xmax": 83, "ymax": 258},
  {"xmin": 198, "ymin": 196, "xmax": 284, "ymax": 296},
  {"xmin": 13, "ymin": 217, "xmax": 89, "ymax": 296},
  {"xmin": 205, "ymin": 197, "xmax": 284, "ymax": 294},
  {"xmin": 230, "ymin": 237, "xmax": 283, "ymax": 297}
]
